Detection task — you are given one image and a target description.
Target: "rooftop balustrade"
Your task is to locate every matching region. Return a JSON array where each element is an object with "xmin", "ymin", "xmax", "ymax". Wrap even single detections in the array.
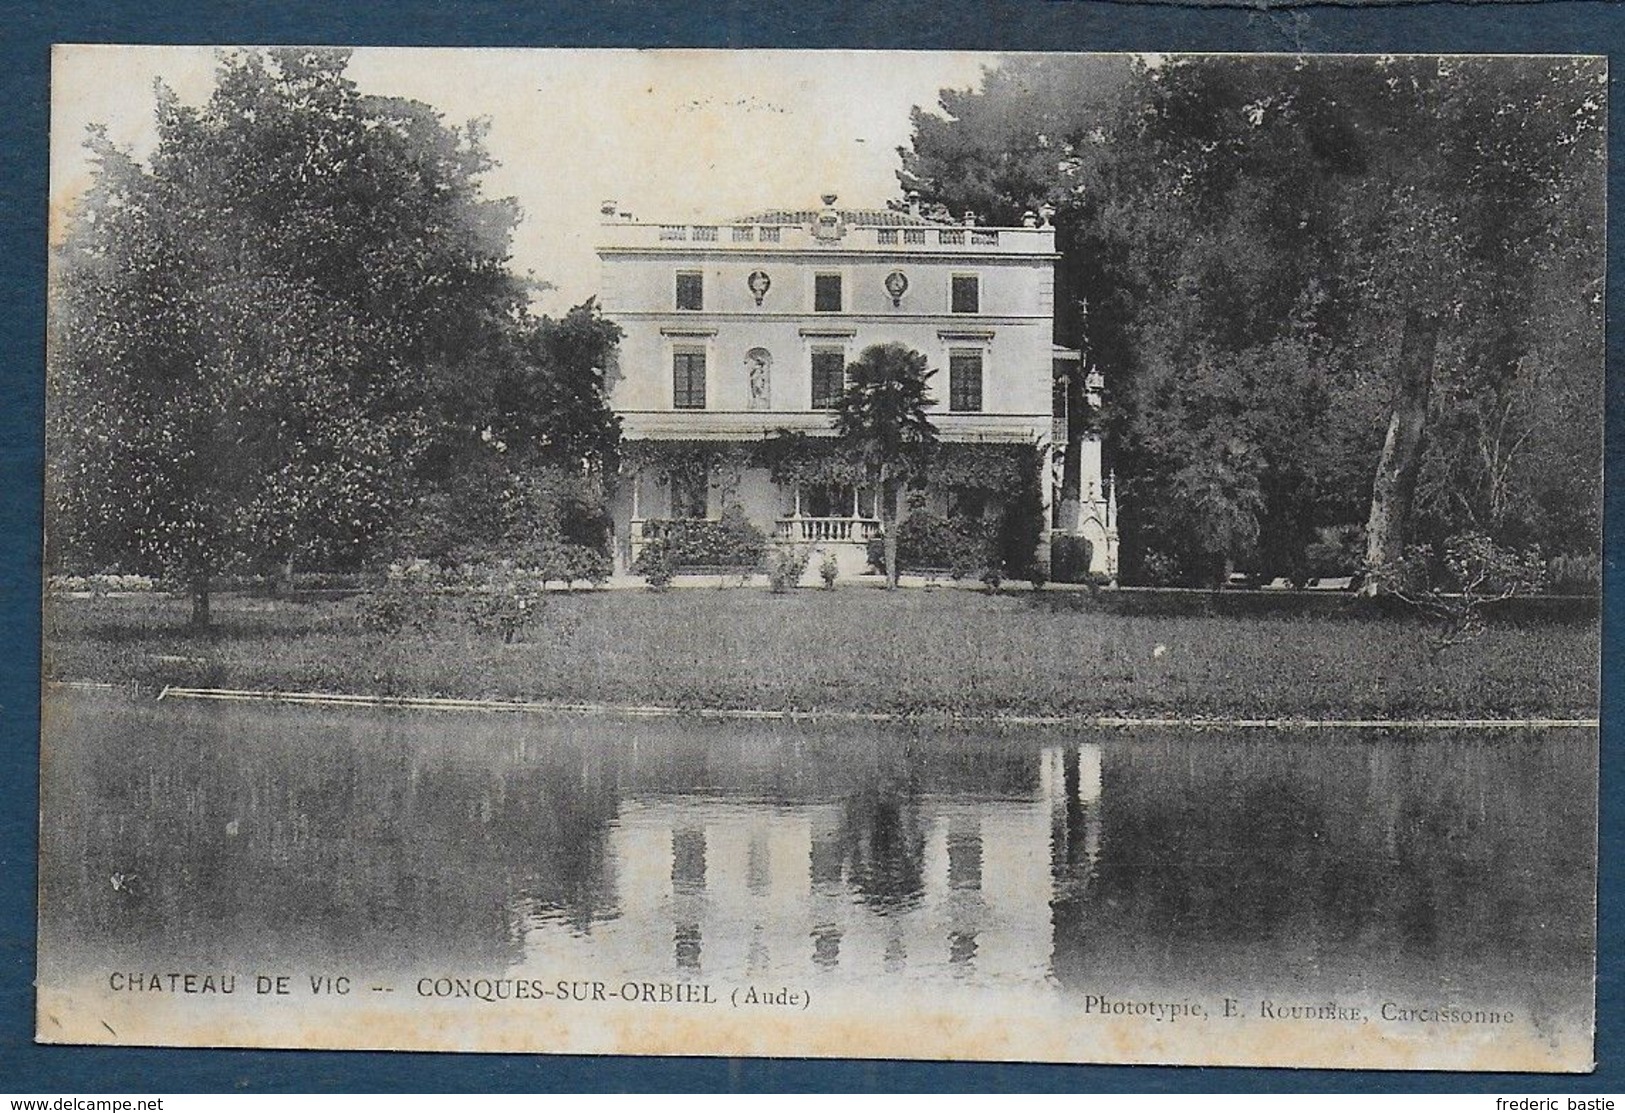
[{"xmin": 602, "ymin": 221, "xmax": 1055, "ymax": 255}]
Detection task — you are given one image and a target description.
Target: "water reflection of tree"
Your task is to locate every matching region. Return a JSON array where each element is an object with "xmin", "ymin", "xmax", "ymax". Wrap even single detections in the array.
[
  {"xmin": 43, "ymin": 699, "xmax": 623, "ymax": 972},
  {"xmin": 611, "ymin": 719, "xmax": 1039, "ymax": 803},
  {"xmin": 836, "ymin": 782, "xmax": 927, "ymax": 913},
  {"xmin": 48, "ymin": 698, "xmax": 1055, "ymax": 980},
  {"xmin": 1048, "ymin": 731, "xmax": 1596, "ymax": 999}
]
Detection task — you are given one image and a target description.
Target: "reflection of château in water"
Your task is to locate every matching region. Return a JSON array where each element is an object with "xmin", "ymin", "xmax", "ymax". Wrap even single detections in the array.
[
  {"xmin": 46, "ymin": 695, "xmax": 1594, "ymax": 1024},
  {"xmin": 46, "ymin": 700, "xmax": 1113, "ymax": 986},
  {"xmin": 517, "ymin": 736, "xmax": 1104, "ymax": 990},
  {"xmin": 515, "ymin": 724, "xmax": 1592, "ymax": 1014}
]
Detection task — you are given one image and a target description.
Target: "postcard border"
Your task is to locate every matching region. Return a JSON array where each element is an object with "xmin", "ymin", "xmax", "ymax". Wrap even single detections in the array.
[{"xmin": 5, "ymin": 0, "xmax": 1623, "ymax": 1093}]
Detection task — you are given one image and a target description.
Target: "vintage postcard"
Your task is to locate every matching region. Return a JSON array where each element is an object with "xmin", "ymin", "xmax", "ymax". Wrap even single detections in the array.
[{"xmin": 39, "ymin": 47, "xmax": 1603, "ymax": 1070}]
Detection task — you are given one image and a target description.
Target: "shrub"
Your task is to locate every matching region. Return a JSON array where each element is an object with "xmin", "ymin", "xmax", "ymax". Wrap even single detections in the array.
[
  {"xmin": 1139, "ymin": 549, "xmax": 1183, "ymax": 587},
  {"xmin": 459, "ymin": 591, "xmax": 536, "ymax": 643},
  {"xmin": 1369, "ymin": 531, "xmax": 1545, "ymax": 656},
  {"xmin": 952, "ymin": 519, "xmax": 1001, "ymax": 582},
  {"xmin": 898, "ymin": 511, "xmax": 966, "ymax": 570},
  {"xmin": 768, "ymin": 544, "xmax": 813, "ymax": 594},
  {"xmin": 433, "ymin": 564, "xmax": 554, "ymax": 642},
  {"xmin": 635, "ymin": 507, "xmax": 767, "ymax": 570},
  {"xmin": 865, "ymin": 511, "xmax": 995, "ymax": 579},
  {"xmin": 517, "ymin": 539, "xmax": 612, "ymax": 588},
  {"xmin": 636, "ymin": 540, "xmax": 676, "ymax": 591},
  {"xmin": 1050, "ymin": 535, "xmax": 1095, "ymax": 584},
  {"xmin": 355, "ymin": 575, "xmax": 437, "ymax": 635},
  {"xmin": 394, "ymin": 460, "xmax": 614, "ymax": 570},
  {"xmin": 569, "ymin": 548, "xmax": 614, "ymax": 588},
  {"xmin": 1547, "ymin": 552, "xmax": 1601, "ymax": 596},
  {"xmin": 995, "ymin": 444, "xmax": 1046, "ymax": 584},
  {"xmin": 819, "ymin": 551, "xmax": 839, "ymax": 590},
  {"xmin": 1302, "ymin": 523, "xmax": 1366, "ymax": 581}
]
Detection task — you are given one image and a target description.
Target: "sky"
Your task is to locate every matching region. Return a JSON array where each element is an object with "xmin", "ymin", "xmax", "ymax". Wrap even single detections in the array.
[{"xmin": 50, "ymin": 47, "xmax": 1001, "ymax": 315}]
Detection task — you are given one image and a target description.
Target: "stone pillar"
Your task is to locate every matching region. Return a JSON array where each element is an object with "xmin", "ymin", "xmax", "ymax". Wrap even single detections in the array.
[
  {"xmin": 1039, "ymin": 437, "xmax": 1057, "ymax": 573},
  {"xmin": 624, "ymin": 469, "xmax": 642, "ymax": 573}
]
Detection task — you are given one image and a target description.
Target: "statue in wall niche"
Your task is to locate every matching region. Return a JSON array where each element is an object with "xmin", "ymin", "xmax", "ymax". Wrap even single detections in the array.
[{"xmin": 745, "ymin": 347, "xmax": 772, "ymax": 411}]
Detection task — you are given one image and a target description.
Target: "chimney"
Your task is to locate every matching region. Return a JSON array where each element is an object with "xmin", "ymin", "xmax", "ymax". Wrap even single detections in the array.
[
  {"xmin": 907, "ymin": 190, "xmax": 921, "ymax": 218},
  {"xmin": 963, "ymin": 210, "xmax": 976, "ymax": 227}
]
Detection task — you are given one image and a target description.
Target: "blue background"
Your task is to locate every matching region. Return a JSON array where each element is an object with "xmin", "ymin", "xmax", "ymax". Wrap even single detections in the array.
[{"xmin": 2, "ymin": 0, "xmax": 1620, "ymax": 1093}]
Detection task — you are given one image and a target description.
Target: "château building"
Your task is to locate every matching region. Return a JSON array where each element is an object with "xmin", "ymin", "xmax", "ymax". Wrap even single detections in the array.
[{"xmin": 597, "ymin": 194, "xmax": 1117, "ymax": 578}]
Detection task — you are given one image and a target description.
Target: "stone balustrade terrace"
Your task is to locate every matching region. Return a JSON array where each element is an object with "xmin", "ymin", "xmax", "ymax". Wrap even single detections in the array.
[{"xmin": 599, "ymin": 220, "xmax": 1056, "ymax": 256}]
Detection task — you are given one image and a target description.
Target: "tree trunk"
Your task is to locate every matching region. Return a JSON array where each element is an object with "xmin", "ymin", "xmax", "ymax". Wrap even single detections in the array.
[
  {"xmin": 871, "ymin": 464, "xmax": 897, "ymax": 591},
  {"xmin": 881, "ymin": 469, "xmax": 900, "ymax": 590},
  {"xmin": 1361, "ymin": 309, "xmax": 1441, "ymax": 596},
  {"xmin": 189, "ymin": 571, "xmax": 212, "ymax": 630}
]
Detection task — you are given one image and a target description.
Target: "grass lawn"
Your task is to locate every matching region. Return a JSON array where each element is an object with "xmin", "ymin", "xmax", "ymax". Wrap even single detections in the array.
[{"xmin": 44, "ymin": 586, "xmax": 1599, "ymax": 719}]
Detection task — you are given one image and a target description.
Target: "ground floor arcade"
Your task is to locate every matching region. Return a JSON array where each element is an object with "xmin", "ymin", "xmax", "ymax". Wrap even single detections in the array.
[{"xmin": 611, "ymin": 439, "xmax": 1117, "ymax": 580}]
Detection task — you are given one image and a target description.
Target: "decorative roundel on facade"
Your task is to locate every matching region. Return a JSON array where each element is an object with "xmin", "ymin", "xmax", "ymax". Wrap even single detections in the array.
[
  {"xmin": 747, "ymin": 270, "xmax": 771, "ymax": 306},
  {"xmin": 884, "ymin": 270, "xmax": 909, "ymax": 306}
]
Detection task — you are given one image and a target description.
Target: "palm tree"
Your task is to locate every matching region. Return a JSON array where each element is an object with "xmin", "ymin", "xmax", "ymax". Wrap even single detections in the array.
[{"xmin": 834, "ymin": 344, "xmax": 939, "ymax": 589}]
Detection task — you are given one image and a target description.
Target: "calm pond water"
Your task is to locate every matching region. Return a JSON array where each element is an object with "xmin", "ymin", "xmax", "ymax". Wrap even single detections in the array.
[{"xmin": 38, "ymin": 690, "xmax": 1596, "ymax": 1051}]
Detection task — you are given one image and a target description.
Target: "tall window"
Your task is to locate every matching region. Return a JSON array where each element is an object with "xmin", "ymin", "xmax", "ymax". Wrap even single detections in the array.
[
  {"xmin": 673, "ymin": 349, "xmax": 706, "ymax": 410},
  {"xmin": 811, "ymin": 349, "xmax": 846, "ymax": 410},
  {"xmin": 951, "ymin": 275, "xmax": 980, "ymax": 314},
  {"xmin": 949, "ymin": 350, "xmax": 983, "ymax": 413},
  {"xmin": 675, "ymin": 271, "xmax": 704, "ymax": 311},
  {"xmin": 814, "ymin": 273, "xmax": 843, "ymax": 313}
]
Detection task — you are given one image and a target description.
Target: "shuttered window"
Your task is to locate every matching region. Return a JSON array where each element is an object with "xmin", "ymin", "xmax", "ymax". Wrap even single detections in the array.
[
  {"xmin": 673, "ymin": 350, "xmax": 706, "ymax": 409},
  {"xmin": 951, "ymin": 275, "xmax": 980, "ymax": 314},
  {"xmin": 949, "ymin": 350, "xmax": 983, "ymax": 413},
  {"xmin": 814, "ymin": 274, "xmax": 843, "ymax": 313},
  {"xmin": 675, "ymin": 272, "xmax": 703, "ymax": 311},
  {"xmin": 811, "ymin": 349, "xmax": 846, "ymax": 410}
]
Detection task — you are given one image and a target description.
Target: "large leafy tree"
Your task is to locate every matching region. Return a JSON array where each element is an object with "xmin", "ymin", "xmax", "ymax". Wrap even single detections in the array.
[
  {"xmin": 1300, "ymin": 56, "xmax": 1606, "ymax": 589},
  {"xmin": 479, "ymin": 299, "xmax": 623, "ymax": 471},
  {"xmin": 901, "ymin": 54, "xmax": 1604, "ymax": 587},
  {"xmin": 405, "ymin": 297, "xmax": 624, "ymax": 568},
  {"xmin": 49, "ymin": 49, "xmax": 619, "ymax": 624},
  {"xmin": 833, "ymin": 344, "xmax": 940, "ymax": 589}
]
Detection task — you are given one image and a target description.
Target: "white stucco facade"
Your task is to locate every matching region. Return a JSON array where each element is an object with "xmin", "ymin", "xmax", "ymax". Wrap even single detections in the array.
[{"xmin": 597, "ymin": 196, "xmax": 1116, "ymax": 578}]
